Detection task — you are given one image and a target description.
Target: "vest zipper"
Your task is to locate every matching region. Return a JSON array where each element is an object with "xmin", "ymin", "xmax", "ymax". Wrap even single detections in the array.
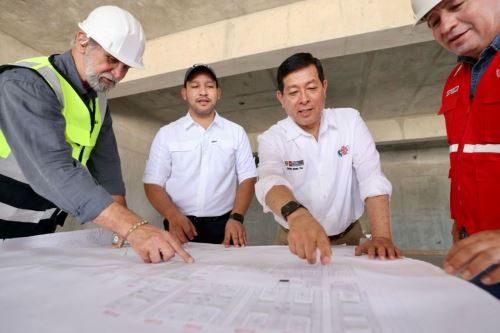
[
  {"xmin": 78, "ymin": 98, "xmax": 96, "ymax": 163},
  {"xmin": 89, "ymin": 98, "xmax": 96, "ymax": 135},
  {"xmin": 78, "ymin": 144, "xmax": 85, "ymax": 162}
]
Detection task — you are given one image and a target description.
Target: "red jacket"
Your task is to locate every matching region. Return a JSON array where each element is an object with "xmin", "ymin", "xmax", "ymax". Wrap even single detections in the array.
[{"xmin": 438, "ymin": 52, "xmax": 500, "ymax": 235}]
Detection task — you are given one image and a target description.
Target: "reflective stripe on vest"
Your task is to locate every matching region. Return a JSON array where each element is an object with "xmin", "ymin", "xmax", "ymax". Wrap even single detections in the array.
[
  {"xmin": 0, "ymin": 202, "xmax": 57, "ymax": 223},
  {"xmin": 0, "ymin": 56, "xmax": 108, "ymax": 165},
  {"xmin": 449, "ymin": 143, "xmax": 500, "ymax": 154},
  {"xmin": 463, "ymin": 144, "xmax": 500, "ymax": 153}
]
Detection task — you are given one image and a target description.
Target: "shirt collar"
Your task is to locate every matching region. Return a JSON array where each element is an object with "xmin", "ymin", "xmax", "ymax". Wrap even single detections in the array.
[
  {"xmin": 458, "ymin": 33, "xmax": 500, "ymax": 65},
  {"xmin": 283, "ymin": 109, "xmax": 334, "ymax": 141},
  {"xmin": 182, "ymin": 110, "xmax": 223, "ymax": 130},
  {"xmin": 51, "ymin": 51, "xmax": 97, "ymax": 100}
]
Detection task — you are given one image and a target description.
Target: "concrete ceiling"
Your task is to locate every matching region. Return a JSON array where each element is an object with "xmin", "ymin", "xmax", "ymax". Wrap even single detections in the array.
[
  {"xmin": 0, "ymin": 0, "xmax": 457, "ymax": 137},
  {"xmin": 114, "ymin": 40, "xmax": 457, "ymax": 134},
  {"xmin": 0, "ymin": 0, "xmax": 302, "ymax": 55}
]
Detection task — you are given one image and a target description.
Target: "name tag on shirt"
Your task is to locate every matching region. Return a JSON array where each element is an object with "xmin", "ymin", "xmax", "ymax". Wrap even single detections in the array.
[{"xmin": 284, "ymin": 160, "xmax": 304, "ymax": 170}]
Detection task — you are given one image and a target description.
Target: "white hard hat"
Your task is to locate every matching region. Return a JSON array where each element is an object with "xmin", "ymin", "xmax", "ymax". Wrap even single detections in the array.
[
  {"xmin": 78, "ymin": 6, "xmax": 145, "ymax": 69},
  {"xmin": 411, "ymin": 0, "xmax": 442, "ymax": 25}
]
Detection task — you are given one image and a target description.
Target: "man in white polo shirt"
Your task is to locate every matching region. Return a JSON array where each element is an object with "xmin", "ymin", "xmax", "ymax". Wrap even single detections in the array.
[
  {"xmin": 143, "ymin": 64, "xmax": 257, "ymax": 247},
  {"xmin": 256, "ymin": 53, "xmax": 401, "ymax": 264}
]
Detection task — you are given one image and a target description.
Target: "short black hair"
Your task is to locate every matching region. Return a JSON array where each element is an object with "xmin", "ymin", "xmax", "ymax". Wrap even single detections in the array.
[{"xmin": 276, "ymin": 52, "xmax": 325, "ymax": 92}]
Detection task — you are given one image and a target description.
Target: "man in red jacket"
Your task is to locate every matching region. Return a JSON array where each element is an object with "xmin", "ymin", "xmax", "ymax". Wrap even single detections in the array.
[{"xmin": 411, "ymin": 0, "xmax": 499, "ymax": 298}]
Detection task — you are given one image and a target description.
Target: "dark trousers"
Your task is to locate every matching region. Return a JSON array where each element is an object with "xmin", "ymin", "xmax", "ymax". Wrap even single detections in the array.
[
  {"xmin": 0, "ymin": 174, "xmax": 67, "ymax": 239},
  {"xmin": 0, "ymin": 211, "xmax": 67, "ymax": 239},
  {"xmin": 163, "ymin": 211, "xmax": 231, "ymax": 244},
  {"xmin": 470, "ymin": 265, "xmax": 500, "ymax": 300}
]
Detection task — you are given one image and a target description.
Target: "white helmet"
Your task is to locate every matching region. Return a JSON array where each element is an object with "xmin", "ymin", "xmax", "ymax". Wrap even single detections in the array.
[
  {"xmin": 78, "ymin": 6, "xmax": 145, "ymax": 69},
  {"xmin": 411, "ymin": 0, "xmax": 442, "ymax": 25}
]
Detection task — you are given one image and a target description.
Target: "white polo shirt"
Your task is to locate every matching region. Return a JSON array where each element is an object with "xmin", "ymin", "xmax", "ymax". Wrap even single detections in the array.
[
  {"xmin": 255, "ymin": 108, "xmax": 392, "ymax": 236},
  {"xmin": 143, "ymin": 112, "xmax": 257, "ymax": 217}
]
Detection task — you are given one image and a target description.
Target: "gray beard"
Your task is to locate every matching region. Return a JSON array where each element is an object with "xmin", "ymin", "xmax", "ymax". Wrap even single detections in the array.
[{"xmin": 84, "ymin": 54, "xmax": 117, "ymax": 94}]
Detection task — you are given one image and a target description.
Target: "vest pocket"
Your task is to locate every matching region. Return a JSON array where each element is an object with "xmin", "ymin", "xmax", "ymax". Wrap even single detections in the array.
[
  {"xmin": 474, "ymin": 156, "xmax": 500, "ymax": 231},
  {"xmin": 479, "ymin": 91, "xmax": 500, "ymax": 142},
  {"xmin": 439, "ymin": 94, "xmax": 461, "ymax": 143},
  {"xmin": 66, "ymin": 124, "xmax": 92, "ymax": 146}
]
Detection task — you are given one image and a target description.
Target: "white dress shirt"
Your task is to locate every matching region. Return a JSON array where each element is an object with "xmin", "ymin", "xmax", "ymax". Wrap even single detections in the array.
[
  {"xmin": 255, "ymin": 108, "xmax": 392, "ymax": 235},
  {"xmin": 143, "ymin": 112, "xmax": 257, "ymax": 217}
]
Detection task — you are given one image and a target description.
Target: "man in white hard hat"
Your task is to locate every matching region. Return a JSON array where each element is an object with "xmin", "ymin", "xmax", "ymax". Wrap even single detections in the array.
[
  {"xmin": 411, "ymin": 0, "xmax": 499, "ymax": 298},
  {"xmin": 0, "ymin": 6, "xmax": 194, "ymax": 264}
]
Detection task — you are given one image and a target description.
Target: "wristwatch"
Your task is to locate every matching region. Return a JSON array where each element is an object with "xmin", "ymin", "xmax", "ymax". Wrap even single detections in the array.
[
  {"xmin": 230, "ymin": 212, "xmax": 244, "ymax": 223},
  {"xmin": 280, "ymin": 201, "xmax": 306, "ymax": 221}
]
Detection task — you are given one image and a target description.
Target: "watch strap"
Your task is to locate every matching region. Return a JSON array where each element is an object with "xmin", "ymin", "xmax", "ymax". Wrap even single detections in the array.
[
  {"xmin": 230, "ymin": 212, "xmax": 244, "ymax": 223},
  {"xmin": 280, "ymin": 201, "xmax": 306, "ymax": 221}
]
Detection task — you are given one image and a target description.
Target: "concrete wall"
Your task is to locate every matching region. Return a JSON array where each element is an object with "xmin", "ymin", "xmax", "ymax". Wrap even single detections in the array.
[
  {"xmin": 378, "ymin": 144, "xmax": 452, "ymax": 252},
  {"xmin": 61, "ymin": 109, "xmax": 452, "ymax": 253}
]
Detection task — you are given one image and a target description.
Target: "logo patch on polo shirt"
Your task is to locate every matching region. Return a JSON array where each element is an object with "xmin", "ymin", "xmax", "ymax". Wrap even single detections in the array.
[
  {"xmin": 284, "ymin": 160, "xmax": 304, "ymax": 170},
  {"xmin": 337, "ymin": 145, "xmax": 349, "ymax": 157},
  {"xmin": 496, "ymin": 68, "xmax": 500, "ymax": 78}
]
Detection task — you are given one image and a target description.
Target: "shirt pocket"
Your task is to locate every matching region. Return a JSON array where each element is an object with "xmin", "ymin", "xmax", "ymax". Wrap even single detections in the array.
[
  {"xmin": 479, "ymin": 87, "xmax": 500, "ymax": 142},
  {"xmin": 169, "ymin": 140, "xmax": 199, "ymax": 177},
  {"xmin": 209, "ymin": 139, "xmax": 235, "ymax": 176}
]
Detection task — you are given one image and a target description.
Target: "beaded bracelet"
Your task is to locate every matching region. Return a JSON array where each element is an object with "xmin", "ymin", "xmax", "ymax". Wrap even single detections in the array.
[{"xmin": 123, "ymin": 220, "xmax": 149, "ymax": 241}]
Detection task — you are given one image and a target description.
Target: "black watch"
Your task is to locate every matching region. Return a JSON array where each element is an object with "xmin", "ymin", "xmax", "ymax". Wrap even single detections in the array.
[
  {"xmin": 280, "ymin": 201, "xmax": 306, "ymax": 221},
  {"xmin": 230, "ymin": 212, "xmax": 244, "ymax": 223}
]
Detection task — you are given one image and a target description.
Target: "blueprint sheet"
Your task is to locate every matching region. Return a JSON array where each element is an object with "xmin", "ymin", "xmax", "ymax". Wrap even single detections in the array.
[{"xmin": 1, "ymin": 228, "xmax": 499, "ymax": 333}]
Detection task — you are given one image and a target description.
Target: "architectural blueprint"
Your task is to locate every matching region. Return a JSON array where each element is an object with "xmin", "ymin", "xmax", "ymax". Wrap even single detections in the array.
[{"xmin": 1, "ymin": 229, "xmax": 499, "ymax": 333}]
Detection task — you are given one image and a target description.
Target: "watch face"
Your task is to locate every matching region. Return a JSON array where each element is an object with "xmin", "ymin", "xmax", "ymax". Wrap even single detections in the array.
[{"xmin": 111, "ymin": 233, "xmax": 120, "ymax": 245}]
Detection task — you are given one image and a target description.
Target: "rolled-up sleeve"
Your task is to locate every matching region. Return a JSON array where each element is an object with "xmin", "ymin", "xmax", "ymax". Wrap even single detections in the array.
[
  {"xmin": 352, "ymin": 113, "xmax": 392, "ymax": 201},
  {"xmin": 0, "ymin": 69, "xmax": 113, "ymax": 223},
  {"xmin": 143, "ymin": 128, "xmax": 172, "ymax": 186},
  {"xmin": 255, "ymin": 130, "xmax": 294, "ymax": 213}
]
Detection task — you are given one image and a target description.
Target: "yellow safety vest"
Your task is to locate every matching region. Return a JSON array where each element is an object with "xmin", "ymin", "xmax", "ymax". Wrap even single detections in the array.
[{"xmin": 0, "ymin": 56, "xmax": 106, "ymax": 165}]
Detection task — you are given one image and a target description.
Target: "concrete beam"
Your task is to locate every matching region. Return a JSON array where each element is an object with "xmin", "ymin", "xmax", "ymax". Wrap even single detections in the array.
[
  {"xmin": 247, "ymin": 113, "xmax": 446, "ymax": 152},
  {"xmin": 368, "ymin": 114, "xmax": 446, "ymax": 144},
  {"xmin": 110, "ymin": 0, "xmax": 432, "ymax": 99}
]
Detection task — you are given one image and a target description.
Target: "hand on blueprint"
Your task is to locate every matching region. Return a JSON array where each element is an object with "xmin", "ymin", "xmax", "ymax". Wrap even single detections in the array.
[
  {"xmin": 168, "ymin": 213, "xmax": 198, "ymax": 244},
  {"xmin": 288, "ymin": 210, "xmax": 331, "ymax": 265},
  {"xmin": 444, "ymin": 230, "xmax": 500, "ymax": 284},
  {"xmin": 127, "ymin": 224, "xmax": 195, "ymax": 264},
  {"xmin": 223, "ymin": 219, "xmax": 247, "ymax": 247},
  {"xmin": 354, "ymin": 237, "xmax": 403, "ymax": 260}
]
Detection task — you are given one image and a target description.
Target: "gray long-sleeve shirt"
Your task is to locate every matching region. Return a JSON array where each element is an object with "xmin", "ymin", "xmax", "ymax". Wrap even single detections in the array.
[{"xmin": 0, "ymin": 51, "xmax": 125, "ymax": 223}]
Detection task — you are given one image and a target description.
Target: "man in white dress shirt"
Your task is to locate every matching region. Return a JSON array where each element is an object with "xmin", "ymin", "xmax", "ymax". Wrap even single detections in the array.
[
  {"xmin": 255, "ymin": 53, "xmax": 402, "ymax": 264},
  {"xmin": 143, "ymin": 64, "xmax": 257, "ymax": 247}
]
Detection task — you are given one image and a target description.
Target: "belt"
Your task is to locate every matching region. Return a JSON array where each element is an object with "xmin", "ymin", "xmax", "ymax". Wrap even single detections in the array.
[
  {"xmin": 186, "ymin": 211, "xmax": 231, "ymax": 223},
  {"xmin": 328, "ymin": 221, "xmax": 358, "ymax": 241}
]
